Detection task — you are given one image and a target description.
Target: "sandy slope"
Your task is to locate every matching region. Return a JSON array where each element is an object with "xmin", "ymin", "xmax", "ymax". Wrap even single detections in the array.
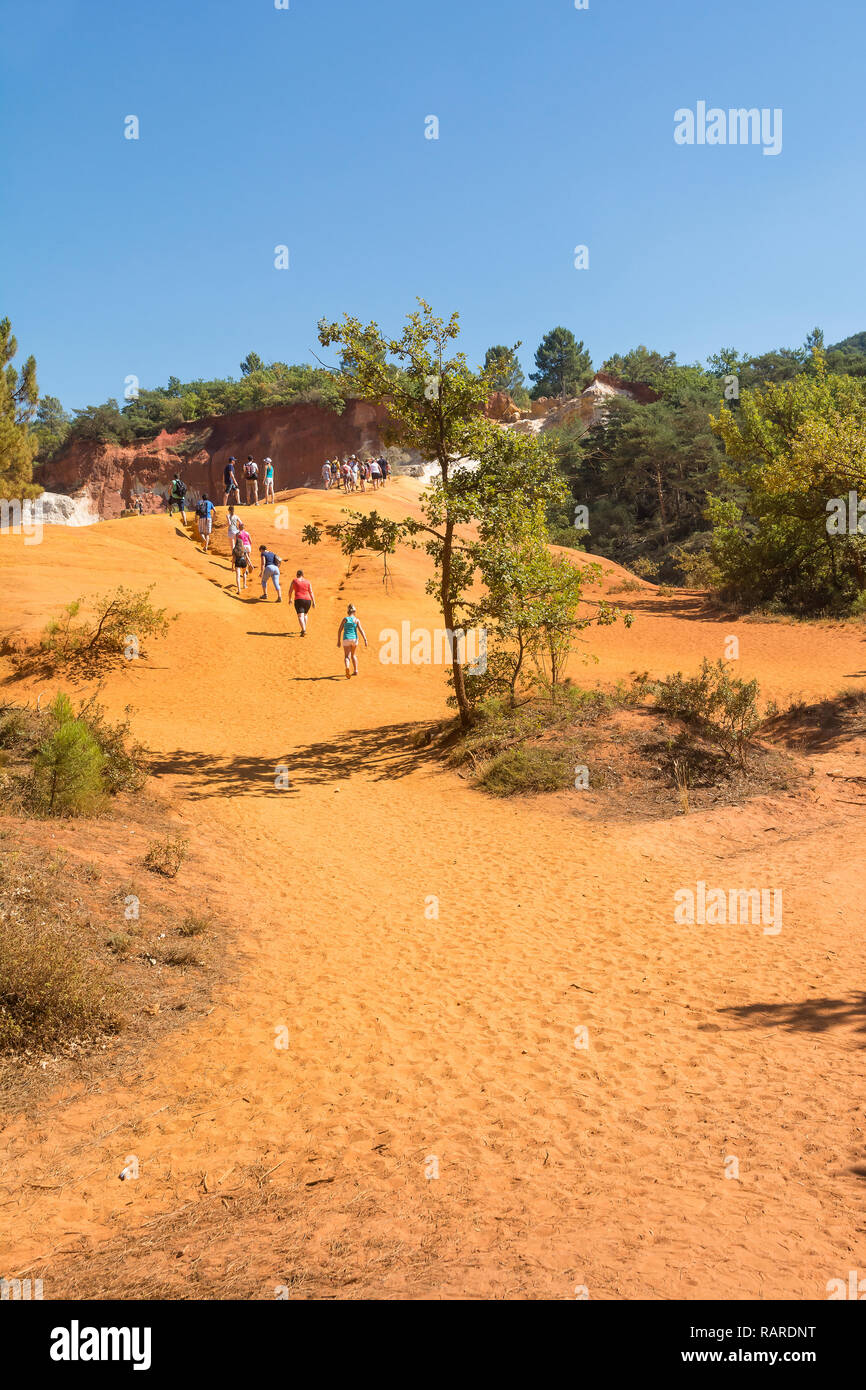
[{"xmin": 1, "ymin": 480, "xmax": 865, "ymax": 1300}]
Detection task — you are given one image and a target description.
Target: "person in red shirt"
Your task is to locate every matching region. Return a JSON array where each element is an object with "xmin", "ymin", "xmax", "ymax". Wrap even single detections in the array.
[{"xmin": 287, "ymin": 569, "xmax": 316, "ymax": 636}]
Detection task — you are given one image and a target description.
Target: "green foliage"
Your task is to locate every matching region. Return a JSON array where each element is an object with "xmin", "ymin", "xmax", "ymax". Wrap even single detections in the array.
[
  {"xmin": 32, "ymin": 694, "xmax": 107, "ymax": 816},
  {"xmin": 551, "ymin": 369, "xmax": 726, "ymax": 569},
  {"xmin": 601, "ymin": 344, "xmax": 677, "ymax": 388},
  {"xmin": 64, "ymin": 362, "xmax": 347, "ymax": 447},
  {"xmin": 653, "ymin": 659, "xmax": 761, "ymax": 764},
  {"xmin": 0, "ymin": 316, "xmax": 41, "ymax": 498},
  {"xmin": 670, "ymin": 543, "xmax": 722, "ymax": 590},
  {"xmin": 483, "ymin": 343, "xmax": 525, "ymax": 396},
  {"xmin": 478, "ymin": 745, "xmax": 574, "ymax": 796},
  {"xmin": 708, "ymin": 358, "xmax": 866, "ymax": 610},
  {"xmin": 74, "ymin": 696, "xmax": 148, "ymax": 795},
  {"xmin": 529, "ymin": 326, "xmax": 592, "ymax": 399},
  {"xmin": 68, "ymin": 399, "xmax": 135, "ymax": 445},
  {"xmin": 31, "ymin": 394, "xmax": 71, "ymax": 462},
  {"xmin": 40, "ymin": 586, "xmax": 172, "ymax": 669},
  {"xmin": 318, "ymin": 299, "xmax": 570, "ymax": 725}
]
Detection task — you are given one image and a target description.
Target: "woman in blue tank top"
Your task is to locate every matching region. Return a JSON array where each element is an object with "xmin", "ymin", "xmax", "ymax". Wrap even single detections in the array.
[{"xmin": 337, "ymin": 604, "xmax": 368, "ymax": 678}]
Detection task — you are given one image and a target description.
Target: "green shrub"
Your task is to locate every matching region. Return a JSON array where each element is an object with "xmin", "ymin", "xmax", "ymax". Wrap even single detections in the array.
[
  {"xmin": 478, "ymin": 746, "xmax": 574, "ymax": 796},
  {"xmin": 39, "ymin": 587, "xmax": 172, "ymax": 670},
  {"xmin": 671, "ymin": 545, "xmax": 723, "ymax": 591},
  {"xmin": 31, "ymin": 694, "xmax": 107, "ymax": 816},
  {"xmin": 74, "ymin": 697, "xmax": 148, "ymax": 794},
  {"xmin": 654, "ymin": 659, "xmax": 761, "ymax": 763}
]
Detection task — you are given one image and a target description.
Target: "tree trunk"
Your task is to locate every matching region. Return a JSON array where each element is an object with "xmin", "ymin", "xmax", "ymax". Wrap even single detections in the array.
[
  {"xmin": 440, "ymin": 517, "xmax": 471, "ymax": 728},
  {"xmin": 653, "ymin": 460, "xmax": 668, "ymax": 534}
]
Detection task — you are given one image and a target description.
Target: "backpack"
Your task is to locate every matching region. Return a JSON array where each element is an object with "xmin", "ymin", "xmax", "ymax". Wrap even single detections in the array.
[
  {"xmin": 195, "ymin": 499, "xmax": 209, "ymax": 519},
  {"xmin": 244, "ymin": 461, "xmax": 256, "ymax": 479},
  {"xmin": 173, "ymin": 479, "xmax": 186, "ymax": 498}
]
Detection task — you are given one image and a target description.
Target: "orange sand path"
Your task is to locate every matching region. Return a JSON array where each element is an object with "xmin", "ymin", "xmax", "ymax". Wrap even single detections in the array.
[{"xmin": 1, "ymin": 480, "xmax": 865, "ymax": 1299}]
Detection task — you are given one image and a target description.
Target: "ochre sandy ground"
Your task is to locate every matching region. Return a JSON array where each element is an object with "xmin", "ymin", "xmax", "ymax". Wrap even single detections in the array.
[{"xmin": 1, "ymin": 478, "xmax": 865, "ymax": 1299}]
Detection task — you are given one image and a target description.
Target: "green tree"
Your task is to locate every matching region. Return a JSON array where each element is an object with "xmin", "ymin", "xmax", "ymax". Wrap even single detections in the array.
[
  {"xmin": 0, "ymin": 316, "xmax": 40, "ymax": 498},
  {"xmin": 708, "ymin": 353, "xmax": 866, "ymax": 609},
  {"xmin": 469, "ymin": 539, "xmax": 627, "ymax": 705},
  {"xmin": 318, "ymin": 300, "xmax": 567, "ymax": 727},
  {"xmin": 32, "ymin": 395, "xmax": 71, "ymax": 461},
  {"xmin": 239, "ymin": 351, "xmax": 265, "ymax": 376},
  {"xmin": 601, "ymin": 345, "xmax": 677, "ymax": 387},
  {"xmin": 553, "ymin": 370, "xmax": 725, "ymax": 565},
  {"xmin": 69, "ymin": 399, "xmax": 134, "ymax": 445},
  {"xmin": 33, "ymin": 694, "xmax": 106, "ymax": 816},
  {"xmin": 483, "ymin": 344, "xmax": 525, "ymax": 397},
  {"xmin": 529, "ymin": 327, "xmax": 592, "ymax": 399}
]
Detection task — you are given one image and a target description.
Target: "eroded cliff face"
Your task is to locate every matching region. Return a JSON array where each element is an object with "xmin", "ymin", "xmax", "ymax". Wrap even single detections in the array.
[{"xmin": 36, "ymin": 399, "xmax": 395, "ymax": 518}]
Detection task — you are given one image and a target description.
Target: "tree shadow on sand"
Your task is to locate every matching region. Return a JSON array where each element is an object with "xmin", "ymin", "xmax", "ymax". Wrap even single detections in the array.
[
  {"xmin": 147, "ymin": 720, "xmax": 433, "ymax": 798},
  {"xmin": 719, "ymin": 993, "xmax": 866, "ymax": 1038},
  {"xmin": 604, "ymin": 592, "xmax": 732, "ymax": 621},
  {"xmin": 763, "ymin": 691, "xmax": 866, "ymax": 752}
]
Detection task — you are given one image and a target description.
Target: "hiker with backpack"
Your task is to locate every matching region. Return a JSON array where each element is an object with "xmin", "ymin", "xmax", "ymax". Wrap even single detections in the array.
[
  {"xmin": 195, "ymin": 494, "xmax": 216, "ymax": 551},
  {"xmin": 169, "ymin": 474, "xmax": 187, "ymax": 521},
  {"xmin": 259, "ymin": 545, "xmax": 283, "ymax": 601},
  {"xmin": 243, "ymin": 455, "xmax": 259, "ymax": 506},
  {"xmin": 232, "ymin": 527, "xmax": 251, "ymax": 593}
]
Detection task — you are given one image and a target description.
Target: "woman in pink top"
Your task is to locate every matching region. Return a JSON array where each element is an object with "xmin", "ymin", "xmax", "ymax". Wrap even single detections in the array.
[{"xmin": 287, "ymin": 570, "xmax": 316, "ymax": 635}]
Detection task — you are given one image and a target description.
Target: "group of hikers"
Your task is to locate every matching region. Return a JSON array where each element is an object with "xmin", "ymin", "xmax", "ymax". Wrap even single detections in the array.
[
  {"xmin": 321, "ymin": 455, "xmax": 390, "ymax": 491},
  {"xmin": 177, "ymin": 493, "xmax": 368, "ymax": 675},
  {"xmin": 167, "ymin": 452, "xmax": 393, "ymax": 520}
]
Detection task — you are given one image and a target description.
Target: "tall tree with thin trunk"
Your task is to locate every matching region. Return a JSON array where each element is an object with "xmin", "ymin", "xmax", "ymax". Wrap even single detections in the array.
[{"xmin": 317, "ymin": 300, "xmax": 567, "ymax": 727}]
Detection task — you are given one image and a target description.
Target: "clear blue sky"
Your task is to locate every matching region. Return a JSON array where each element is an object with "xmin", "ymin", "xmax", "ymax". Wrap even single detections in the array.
[{"xmin": 2, "ymin": 0, "xmax": 864, "ymax": 409}]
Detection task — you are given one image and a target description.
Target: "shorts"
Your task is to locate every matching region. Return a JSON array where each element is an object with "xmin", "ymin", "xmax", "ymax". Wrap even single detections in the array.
[
  {"xmin": 294, "ymin": 598, "xmax": 311, "ymax": 614},
  {"xmin": 197, "ymin": 517, "xmax": 212, "ymax": 535}
]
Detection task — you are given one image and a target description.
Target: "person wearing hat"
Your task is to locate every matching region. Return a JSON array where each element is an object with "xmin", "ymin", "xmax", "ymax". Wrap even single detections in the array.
[
  {"xmin": 223, "ymin": 457, "xmax": 240, "ymax": 506},
  {"xmin": 243, "ymin": 454, "xmax": 259, "ymax": 506},
  {"xmin": 263, "ymin": 457, "xmax": 275, "ymax": 504}
]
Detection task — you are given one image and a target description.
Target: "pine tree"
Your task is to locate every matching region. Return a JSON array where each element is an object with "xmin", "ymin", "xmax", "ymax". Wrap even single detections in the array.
[
  {"xmin": 483, "ymin": 344, "xmax": 525, "ymax": 396},
  {"xmin": 0, "ymin": 316, "xmax": 40, "ymax": 498},
  {"xmin": 529, "ymin": 327, "xmax": 592, "ymax": 399},
  {"xmin": 34, "ymin": 695, "xmax": 106, "ymax": 816}
]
